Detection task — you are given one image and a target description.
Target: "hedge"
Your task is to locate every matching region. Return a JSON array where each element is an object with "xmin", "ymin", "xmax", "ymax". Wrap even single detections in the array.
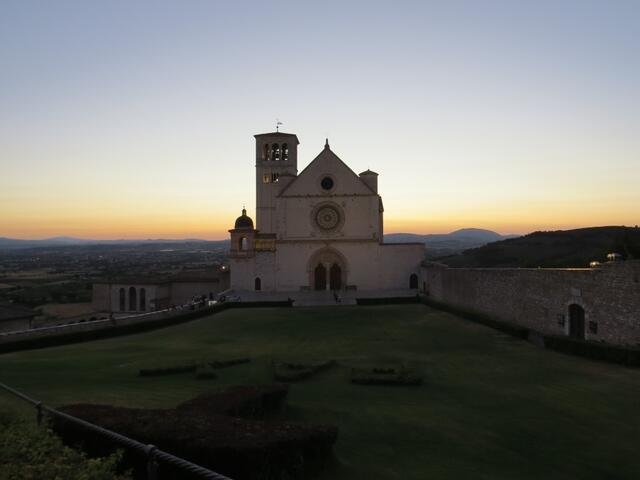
[
  {"xmin": 543, "ymin": 335, "xmax": 640, "ymax": 367},
  {"xmin": 350, "ymin": 366, "xmax": 423, "ymax": 386},
  {"xmin": 53, "ymin": 385, "xmax": 338, "ymax": 480},
  {"xmin": 356, "ymin": 295, "xmax": 421, "ymax": 306},
  {"xmin": 0, "ymin": 300, "xmax": 291, "ymax": 355},
  {"xmin": 422, "ymin": 296, "xmax": 640, "ymax": 367},
  {"xmin": 139, "ymin": 364, "xmax": 197, "ymax": 377},
  {"xmin": 421, "ymin": 297, "xmax": 530, "ymax": 339},
  {"xmin": 273, "ymin": 360, "xmax": 336, "ymax": 382}
]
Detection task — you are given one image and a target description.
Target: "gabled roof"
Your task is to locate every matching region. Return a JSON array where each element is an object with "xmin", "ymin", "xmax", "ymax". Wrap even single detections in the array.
[{"xmin": 278, "ymin": 144, "xmax": 378, "ymax": 197}]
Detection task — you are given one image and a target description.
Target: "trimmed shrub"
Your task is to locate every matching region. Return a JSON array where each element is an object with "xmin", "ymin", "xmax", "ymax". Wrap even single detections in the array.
[
  {"xmin": 0, "ymin": 299, "xmax": 290, "ymax": 355},
  {"xmin": 138, "ymin": 364, "xmax": 197, "ymax": 377},
  {"xmin": 423, "ymin": 297, "xmax": 640, "ymax": 366},
  {"xmin": 356, "ymin": 296, "xmax": 420, "ymax": 305},
  {"xmin": 350, "ymin": 366, "xmax": 423, "ymax": 386},
  {"xmin": 177, "ymin": 384, "xmax": 289, "ymax": 418},
  {"xmin": 0, "ymin": 304, "xmax": 231, "ymax": 354},
  {"xmin": 543, "ymin": 335, "xmax": 640, "ymax": 366},
  {"xmin": 209, "ymin": 358, "xmax": 251, "ymax": 369},
  {"xmin": 53, "ymin": 385, "xmax": 337, "ymax": 480},
  {"xmin": 273, "ymin": 360, "xmax": 336, "ymax": 382}
]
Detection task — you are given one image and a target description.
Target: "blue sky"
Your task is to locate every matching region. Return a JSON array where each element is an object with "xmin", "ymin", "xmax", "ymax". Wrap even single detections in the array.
[{"xmin": 1, "ymin": 1, "xmax": 638, "ymax": 238}]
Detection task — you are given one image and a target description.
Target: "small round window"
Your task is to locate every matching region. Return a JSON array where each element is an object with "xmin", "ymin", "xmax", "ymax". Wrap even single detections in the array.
[{"xmin": 321, "ymin": 176, "xmax": 334, "ymax": 191}]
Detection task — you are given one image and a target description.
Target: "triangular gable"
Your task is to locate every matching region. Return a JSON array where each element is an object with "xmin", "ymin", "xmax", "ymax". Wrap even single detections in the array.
[{"xmin": 279, "ymin": 147, "xmax": 376, "ymax": 197}]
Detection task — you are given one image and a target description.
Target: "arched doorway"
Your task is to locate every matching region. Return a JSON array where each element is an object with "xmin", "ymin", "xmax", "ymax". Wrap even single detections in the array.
[
  {"xmin": 330, "ymin": 263, "xmax": 342, "ymax": 290},
  {"xmin": 409, "ymin": 273, "xmax": 418, "ymax": 289},
  {"xmin": 254, "ymin": 277, "xmax": 261, "ymax": 291},
  {"xmin": 139, "ymin": 288, "xmax": 146, "ymax": 311},
  {"xmin": 568, "ymin": 304, "xmax": 585, "ymax": 339},
  {"xmin": 128, "ymin": 287, "xmax": 137, "ymax": 311},
  {"xmin": 314, "ymin": 264, "xmax": 327, "ymax": 290}
]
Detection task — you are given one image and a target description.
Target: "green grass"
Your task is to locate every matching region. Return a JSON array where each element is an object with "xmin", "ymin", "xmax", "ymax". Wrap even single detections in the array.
[{"xmin": 1, "ymin": 304, "xmax": 640, "ymax": 479}]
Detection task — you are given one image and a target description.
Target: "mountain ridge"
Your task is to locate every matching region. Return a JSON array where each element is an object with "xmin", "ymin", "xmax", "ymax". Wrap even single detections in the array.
[
  {"xmin": 0, "ymin": 228, "xmax": 516, "ymax": 251},
  {"xmin": 439, "ymin": 226, "xmax": 640, "ymax": 268}
]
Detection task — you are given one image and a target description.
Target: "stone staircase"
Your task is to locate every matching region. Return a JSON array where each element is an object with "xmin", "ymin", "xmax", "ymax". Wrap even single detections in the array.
[{"xmin": 290, "ymin": 291, "xmax": 357, "ymax": 307}]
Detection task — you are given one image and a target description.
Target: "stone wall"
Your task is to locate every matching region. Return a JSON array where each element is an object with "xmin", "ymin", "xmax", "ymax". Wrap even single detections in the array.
[
  {"xmin": 421, "ymin": 260, "xmax": 640, "ymax": 346},
  {"xmin": 0, "ymin": 317, "xmax": 32, "ymax": 334}
]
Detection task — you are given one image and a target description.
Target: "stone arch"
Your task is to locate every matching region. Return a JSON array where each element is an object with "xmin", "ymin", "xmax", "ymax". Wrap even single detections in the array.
[
  {"xmin": 128, "ymin": 286, "xmax": 137, "ymax": 311},
  {"xmin": 139, "ymin": 287, "xmax": 146, "ymax": 311},
  {"xmin": 409, "ymin": 273, "xmax": 418, "ymax": 289},
  {"xmin": 307, "ymin": 247, "xmax": 349, "ymax": 291},
  {"xmin": 254, "ymin": 277, "xmax": 261, "ymax": 291},
  {"xmin": 568, "ymin": 303, "xmax": 585, "ymax": 340}
]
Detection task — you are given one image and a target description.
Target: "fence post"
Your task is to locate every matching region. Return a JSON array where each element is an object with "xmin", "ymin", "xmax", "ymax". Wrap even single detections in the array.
[
  {"xmin": 145, "ymin": 444, "xmax": 159, "ymax": 480},
  {"xmin": 36, "ymin": 402, "xmax": 43, "ymax": 426}
]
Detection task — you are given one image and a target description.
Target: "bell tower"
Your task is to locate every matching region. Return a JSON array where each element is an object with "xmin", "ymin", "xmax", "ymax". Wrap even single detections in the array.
[{"xmin": 254, "ymin": 132, "xmax": 299, "ymax": 233}]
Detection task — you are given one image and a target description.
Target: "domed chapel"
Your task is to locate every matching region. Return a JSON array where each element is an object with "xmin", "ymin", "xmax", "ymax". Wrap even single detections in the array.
[{"xmin": 228, "ymin": 131, "xmax": 424, "ymax": 296}]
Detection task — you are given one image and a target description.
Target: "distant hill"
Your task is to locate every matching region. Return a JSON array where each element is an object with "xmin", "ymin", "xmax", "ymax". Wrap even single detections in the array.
[
  {"xmin": 1, "ymin": 229, "xmax": 514, "ymax": 254},
  {"xmin": 385, "ymin": 229, "xmax": 519, "ymax": 257},
  {"xmin": 438, "ymin": 226, "xmax": 640, "ymax": 268},
  {"xmin": 0, "ymin": 237, "xmax": 229, "ymax": 250}
]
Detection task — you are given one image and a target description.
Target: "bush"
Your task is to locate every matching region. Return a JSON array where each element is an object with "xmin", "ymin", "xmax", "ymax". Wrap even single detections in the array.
[
  {"xmin": 351, "ymin": 366, "xmax": 423, "ymax": 386},
  {"xmin": 208, "ymin": 358, "xmax": 251, "ymax": 369},
  {"xmin": 53, "ymin": 385, "xmax": 338, "ymax": 480},
  {"xmin": 273, "ymin": 360, "xmax": 336, "ymax": 382},
  {"xmin": 0, "ymin": 418, "xmax": 129, "ymax": 480},
  {"xmin": 139, "ymin": 358, "xmax": 250, "ymax": 379},
  {"xmin": 138, "ymin": 364, "xmax": 197, "ymax": 377}
]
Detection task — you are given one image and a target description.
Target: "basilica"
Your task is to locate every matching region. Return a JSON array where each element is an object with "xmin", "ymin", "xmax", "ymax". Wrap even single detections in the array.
[{"xmin": 228, "ymin": 131, "xmax": 425, "ymax": 295}]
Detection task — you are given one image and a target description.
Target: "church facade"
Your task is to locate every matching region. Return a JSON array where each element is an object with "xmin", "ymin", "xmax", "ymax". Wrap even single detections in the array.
[{"xmin": 228, "ymin": 131, "xmax": 424, "ymax": 294}]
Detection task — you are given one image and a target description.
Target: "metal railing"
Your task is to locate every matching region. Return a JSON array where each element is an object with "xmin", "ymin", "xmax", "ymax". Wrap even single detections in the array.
[{"xmin": 0, "ymin": 381, "xmax": 233, "ymax": 480}]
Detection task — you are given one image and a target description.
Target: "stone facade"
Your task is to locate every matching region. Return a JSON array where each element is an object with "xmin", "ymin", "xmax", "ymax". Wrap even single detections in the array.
[
  {"xmin": 0, "ymin": 303, "xmax": 36, "ymax": 334},
  {"xmin": 421, "ymin": 260, "xmax": 640, "ymax": 346},
  {"xmin": 92, "ymin": 270, "xmax": 229, "ymax": 314},
  {"xmin": 229, "ymin": 132, "xmax": 424, "ymax": 294}
]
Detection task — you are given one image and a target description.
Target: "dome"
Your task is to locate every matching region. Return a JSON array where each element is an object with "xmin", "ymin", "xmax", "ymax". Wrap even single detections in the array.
[{"xmin": 234, "ymin": 208, "xmax": 254, "ymax": 229}]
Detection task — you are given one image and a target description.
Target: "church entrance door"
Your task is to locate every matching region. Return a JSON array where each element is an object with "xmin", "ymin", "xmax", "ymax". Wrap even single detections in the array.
[
  {"xmin": 330, "ymin": 263, "xmax": 342, "ymax": 290},
  {"xmin": 314, "ymin": 264, "xmax": 327, "ymax": 291}
]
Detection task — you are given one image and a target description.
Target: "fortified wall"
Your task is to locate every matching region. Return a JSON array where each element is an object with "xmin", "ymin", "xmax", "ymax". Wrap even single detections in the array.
[{"xmin": 421, "ymin": 260, "xmax": 640, "ymax": 346}]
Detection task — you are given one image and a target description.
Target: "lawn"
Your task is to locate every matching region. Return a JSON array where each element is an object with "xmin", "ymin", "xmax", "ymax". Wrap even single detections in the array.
[{"xmin": 1, "ymin": 304, "xmax": 640, "ymax": 479}]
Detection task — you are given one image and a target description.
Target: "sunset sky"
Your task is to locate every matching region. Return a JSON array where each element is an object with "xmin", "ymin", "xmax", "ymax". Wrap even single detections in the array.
[{"xmin": 1, "ymin": 1, "xmax": 638, "ymax": 240}]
